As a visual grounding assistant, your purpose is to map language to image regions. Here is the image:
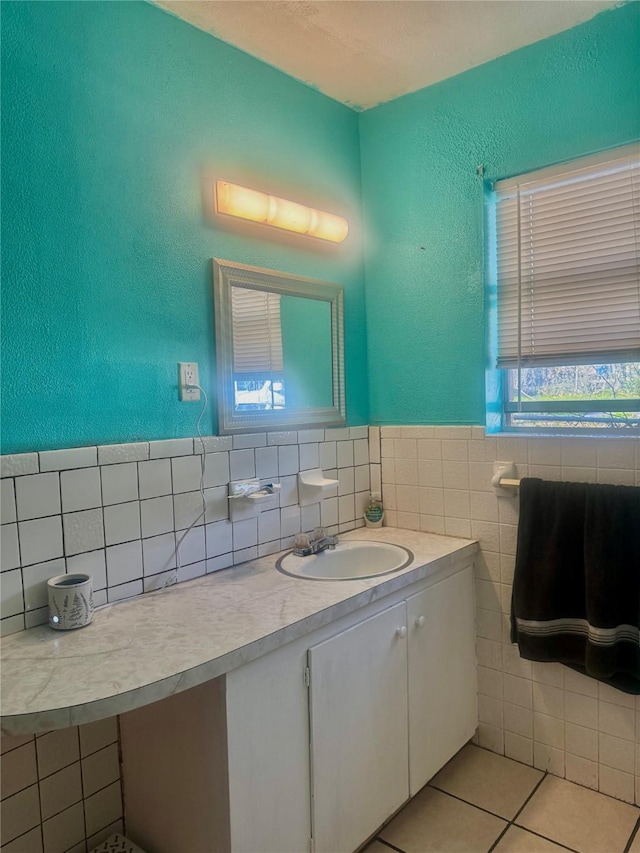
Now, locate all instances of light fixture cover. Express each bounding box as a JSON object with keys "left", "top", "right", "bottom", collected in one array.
[{"left": 215, "top": 180, "right": 348, "bottom": 243}]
